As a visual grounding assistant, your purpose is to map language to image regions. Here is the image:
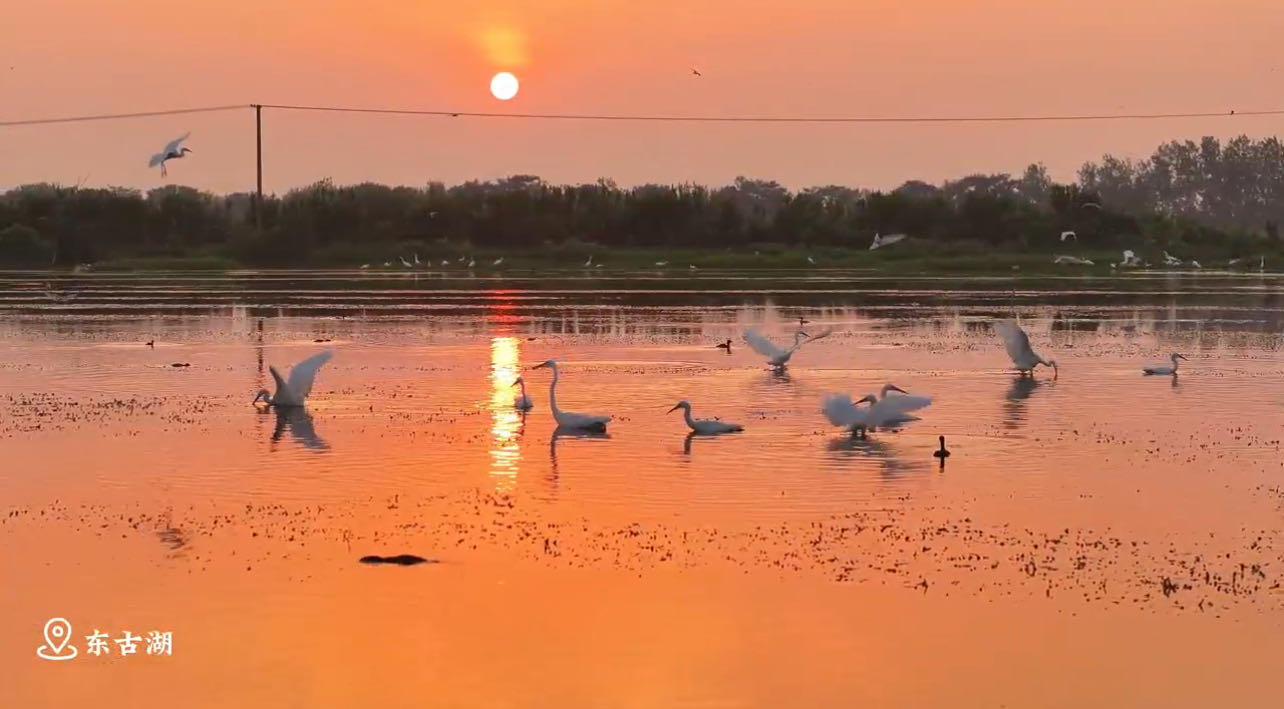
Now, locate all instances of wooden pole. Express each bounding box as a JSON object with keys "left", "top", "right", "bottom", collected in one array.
[{"left": 254, "top": 104, "right": 263, "bottom": 231}]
